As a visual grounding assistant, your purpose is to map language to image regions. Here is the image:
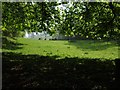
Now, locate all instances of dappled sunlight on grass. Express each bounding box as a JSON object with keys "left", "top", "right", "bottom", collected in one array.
[
  {"left": 3, "top": 52, "right": 119, "bottom": 89},
  {"left": 2, "top": 38, "right": 120, "bottom": 89},
  {"left": 2, "top": 38, "right": 119, "bottom": 59}
]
